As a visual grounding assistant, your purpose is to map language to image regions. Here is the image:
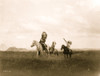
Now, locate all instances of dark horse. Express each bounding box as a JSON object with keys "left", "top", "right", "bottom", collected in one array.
[{"left": 61, "top": 45, "right": 72, "bottom": 58}]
